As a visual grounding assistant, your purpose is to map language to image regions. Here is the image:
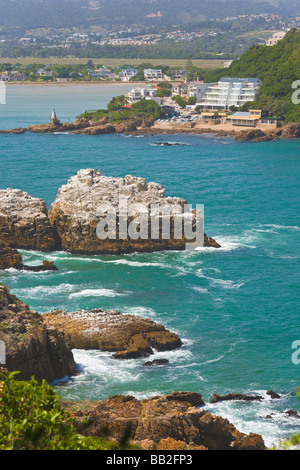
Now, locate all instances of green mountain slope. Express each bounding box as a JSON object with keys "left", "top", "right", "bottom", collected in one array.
[
  {"left": 0, "top": 0, "right": 284, "bottom": 29},
  {"left": 205, "top": 28, "right": 300, "bottom": 122}
]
